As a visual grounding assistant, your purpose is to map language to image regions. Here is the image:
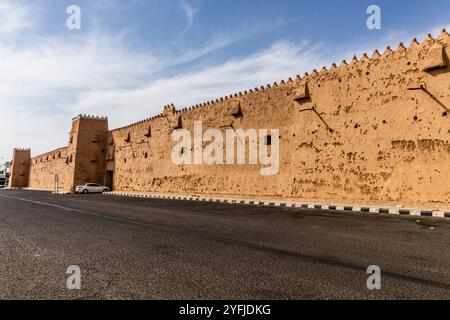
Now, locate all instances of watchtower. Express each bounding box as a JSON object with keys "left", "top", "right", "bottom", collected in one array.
[{"left": 9, "top": 149, "right": 31, "bottom": 188}]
